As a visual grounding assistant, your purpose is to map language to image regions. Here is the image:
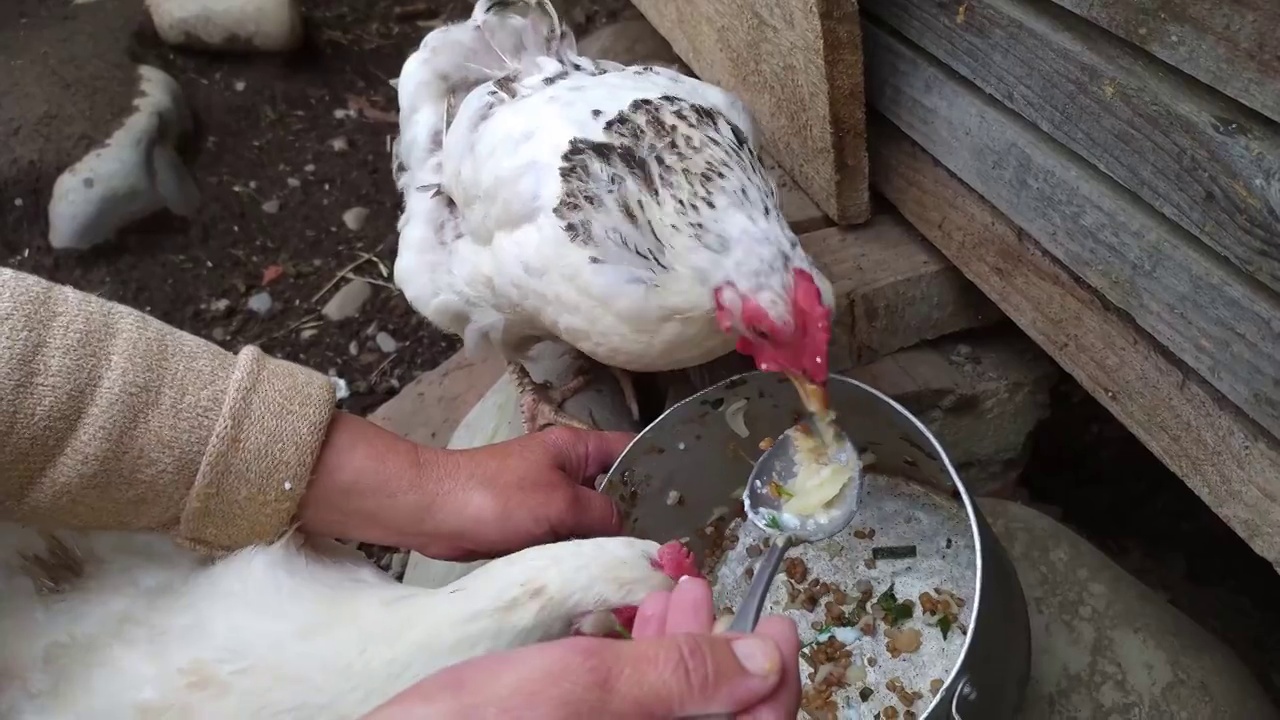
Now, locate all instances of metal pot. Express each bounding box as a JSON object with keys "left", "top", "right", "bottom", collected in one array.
[{"left": 600, "top": 371, "right": 1030, "bottom": 719}]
